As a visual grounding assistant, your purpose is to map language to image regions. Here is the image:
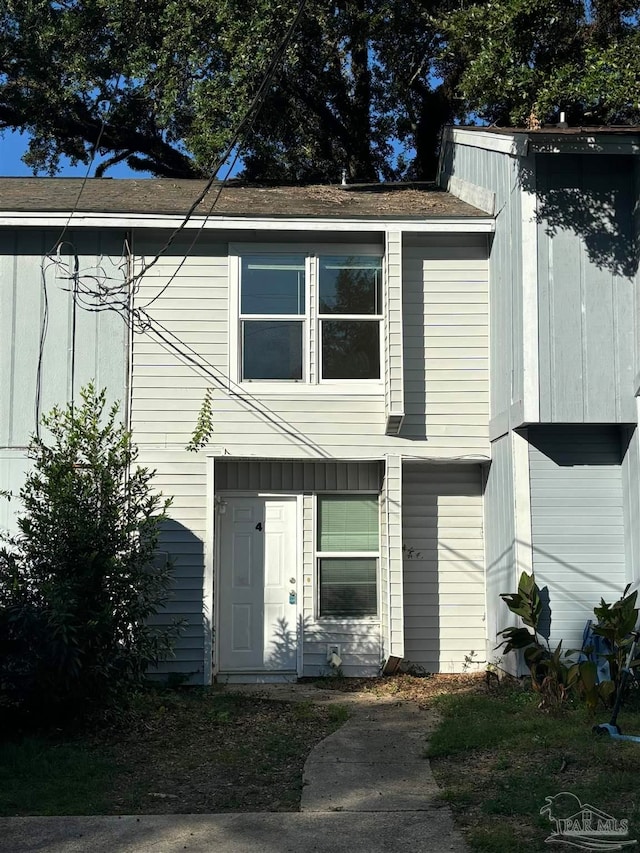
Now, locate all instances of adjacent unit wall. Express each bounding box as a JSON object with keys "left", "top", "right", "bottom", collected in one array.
[
  {"left": 439, "top": 138, "right": 524, "bottom": 429},
  {"left": 483, "top": 434, "right": 517, "bottom": 668},
  {"left": 528, "top": 425, "right": 627, "bottom": 651},
  {"left": 536, "top": 154, "right": 636, "bottom": 423},
  {"left": 0, "top": 228, "right": 129, "bottom": 532}
]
